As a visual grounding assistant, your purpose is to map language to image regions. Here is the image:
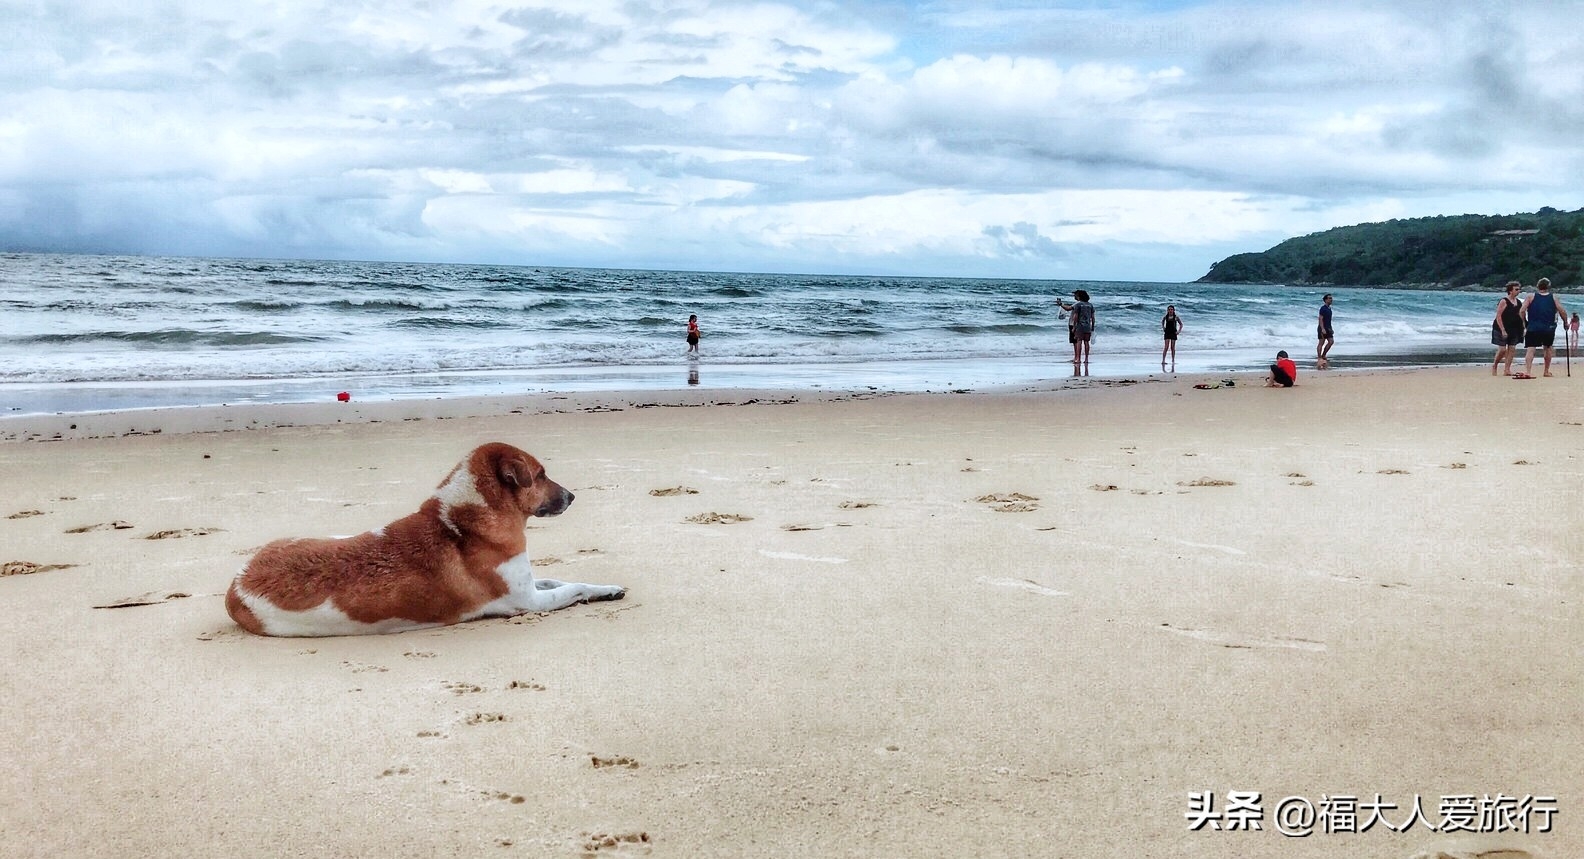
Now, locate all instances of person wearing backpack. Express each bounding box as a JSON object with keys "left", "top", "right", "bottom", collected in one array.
[{"left": 1055, "top": 289, "right": 1096, "bottom": 366}]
